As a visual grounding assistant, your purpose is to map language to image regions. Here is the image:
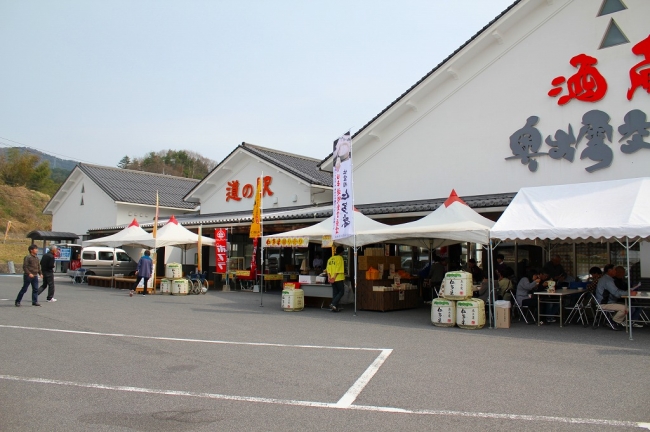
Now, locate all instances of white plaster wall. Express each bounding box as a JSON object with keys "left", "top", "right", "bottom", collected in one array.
[
  {"left": 352, "top": 0, "right": 650, "bottom": 204},
  {"left": 51, "top": 173, "right": 118, "bottom": 237},
  {"left": 200, "top": 158, "right": 311, "bottom": 214},
  {"left": 116, "top": 206, "right": 192, "bottom": 227}
]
